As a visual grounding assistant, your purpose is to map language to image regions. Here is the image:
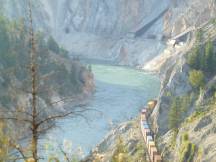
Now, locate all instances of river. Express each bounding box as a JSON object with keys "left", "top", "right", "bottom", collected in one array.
[{"left": 41, "top": 63, "right": 160, "bottom": 161}]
